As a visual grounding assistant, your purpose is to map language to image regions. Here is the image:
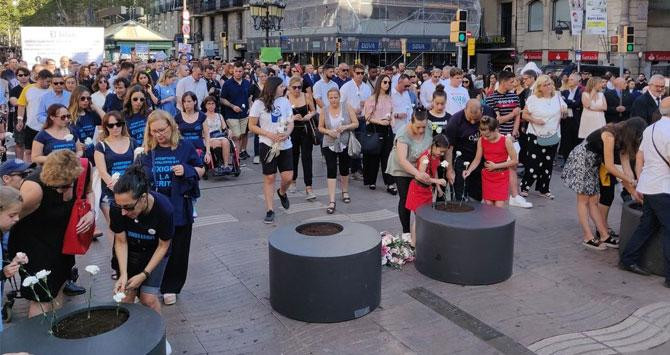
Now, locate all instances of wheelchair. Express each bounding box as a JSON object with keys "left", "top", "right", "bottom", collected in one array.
[{"left": 204, "top": 132, "right": 241, "bottom": 180}]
